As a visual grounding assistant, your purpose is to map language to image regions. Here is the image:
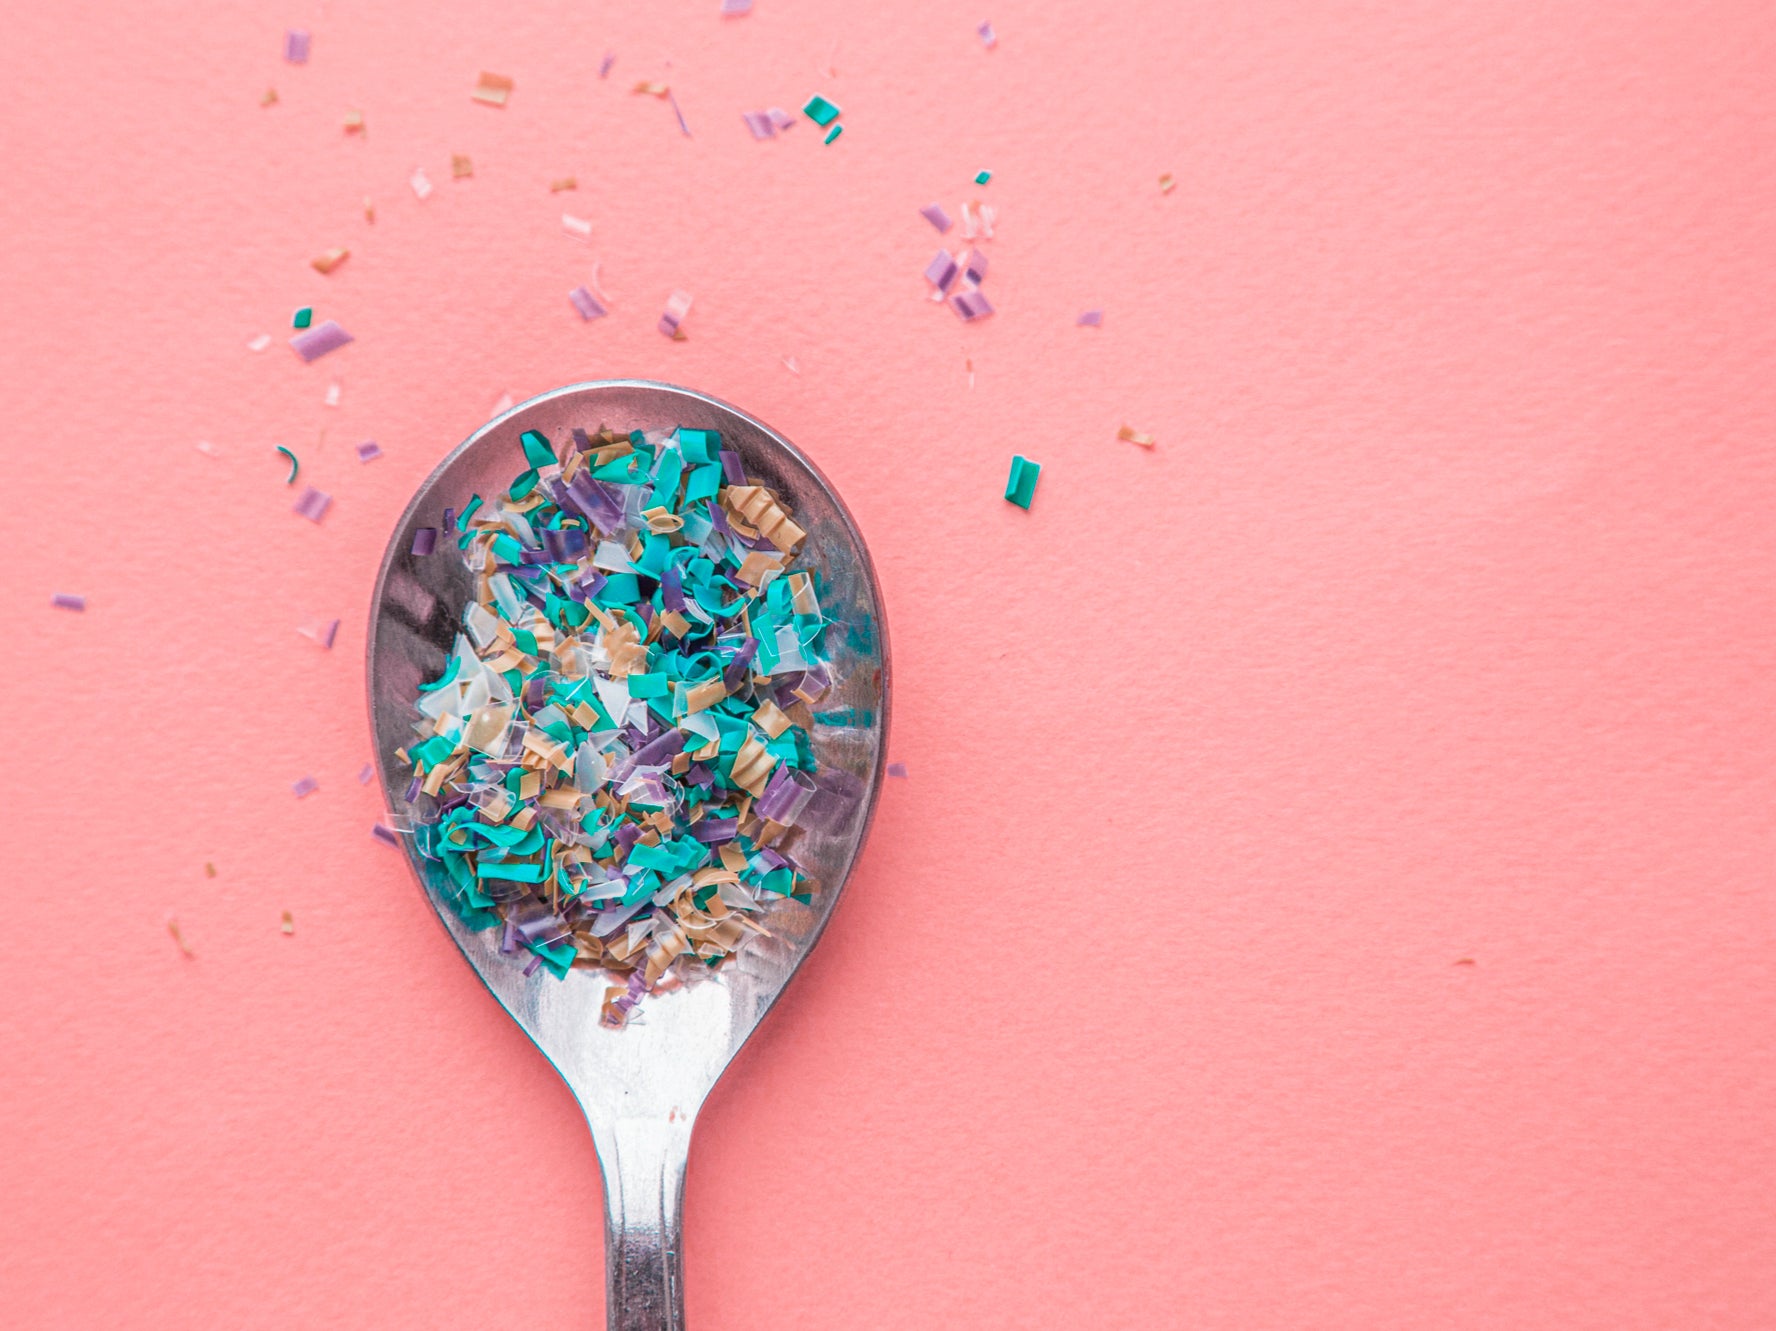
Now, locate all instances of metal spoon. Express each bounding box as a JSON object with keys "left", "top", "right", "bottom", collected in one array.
[{"left": 366, "top": 381, "right": 890, "bottom": 1330}]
